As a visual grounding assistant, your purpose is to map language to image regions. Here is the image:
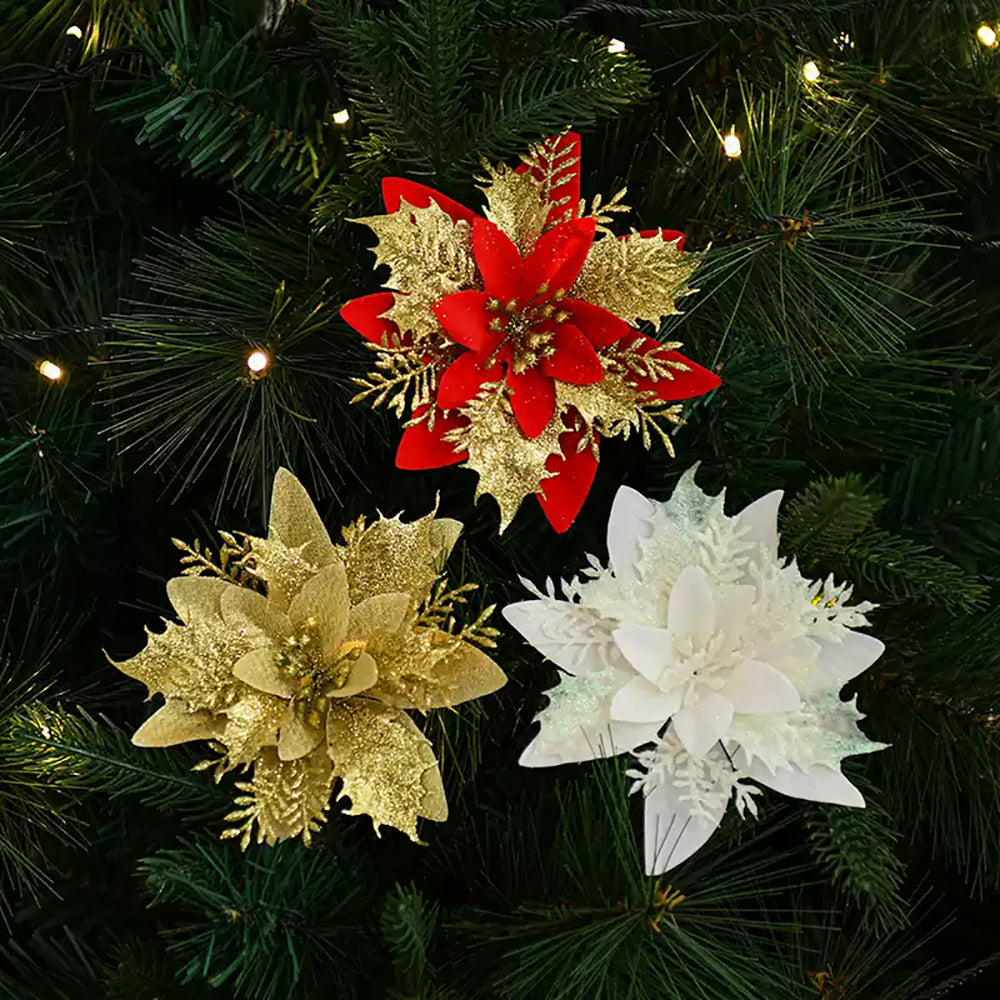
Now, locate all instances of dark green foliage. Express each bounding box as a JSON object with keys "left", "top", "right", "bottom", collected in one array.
[
  {"left": 3, "top": 0, "right": 1000, "bottom": 997},
  {"left": 139, "top": 837, "right": 373, "bottom": 998},
  {"left": 806, "top": 772, "right": 907, "bottom": 932}
]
